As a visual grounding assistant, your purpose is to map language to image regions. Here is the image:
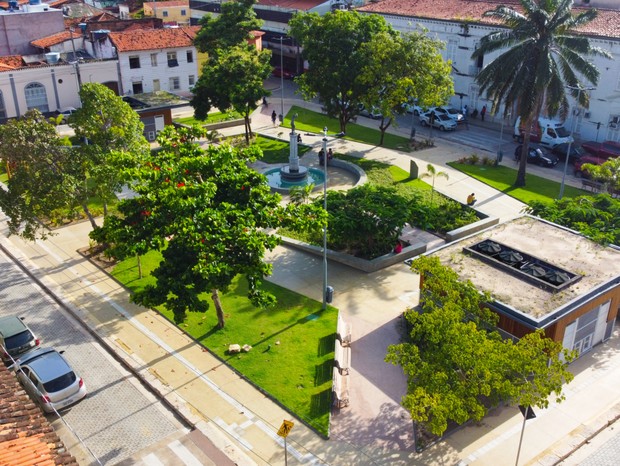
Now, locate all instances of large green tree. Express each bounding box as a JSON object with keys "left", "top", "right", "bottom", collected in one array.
[
  {"left": 71, "top": 83, "right": 149, "bottom": 220},
  {"left": 0, "top": 111, "right": 76, "bottom": 239},
  {"left": 386, "top": 256, "right": 575, "bottom": 437},
  {"left": 472, "top": 0, "right": 609, "bottom": 187},
  {"left": 289, "top": 10, "right": 394, "bottom": 133},
  {"left": 91, "top": 126, "right": 325, "bottom": 327},
  {"left": 358, "top": 30, "right": 453, "bottom": 145},
  {"left": 191, "top": 45, "right": 272, "bottom": 144},
  {"left": 583, "top": 157, "right": 620, "bottom": 193}
]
